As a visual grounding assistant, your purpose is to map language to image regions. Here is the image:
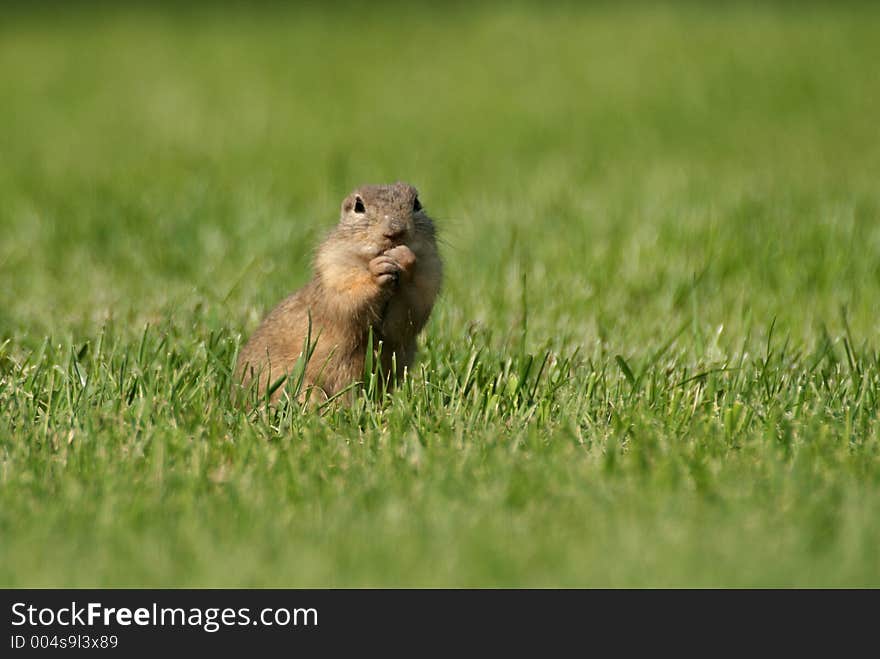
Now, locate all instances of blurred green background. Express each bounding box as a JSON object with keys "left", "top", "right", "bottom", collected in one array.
[{"left": 0, "top": 2, "right": 878, "bottom": 586}]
